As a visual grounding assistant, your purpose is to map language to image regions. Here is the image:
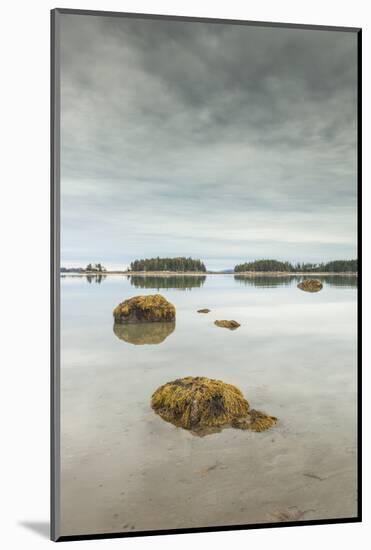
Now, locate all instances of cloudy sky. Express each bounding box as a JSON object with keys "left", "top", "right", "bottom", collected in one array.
[{"left": 60, "top": 13, "right": 358, "bottom": 270}]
